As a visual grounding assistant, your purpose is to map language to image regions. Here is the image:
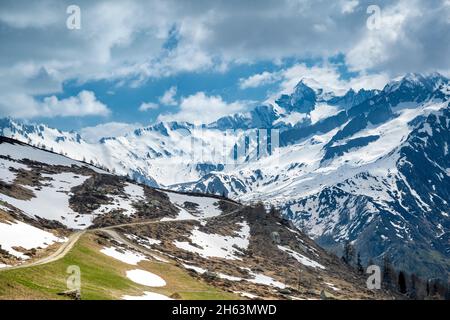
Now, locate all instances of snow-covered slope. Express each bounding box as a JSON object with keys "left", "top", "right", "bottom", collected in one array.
[{"left": 0, "top": 137, "right": 232, "bottom": 267}]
